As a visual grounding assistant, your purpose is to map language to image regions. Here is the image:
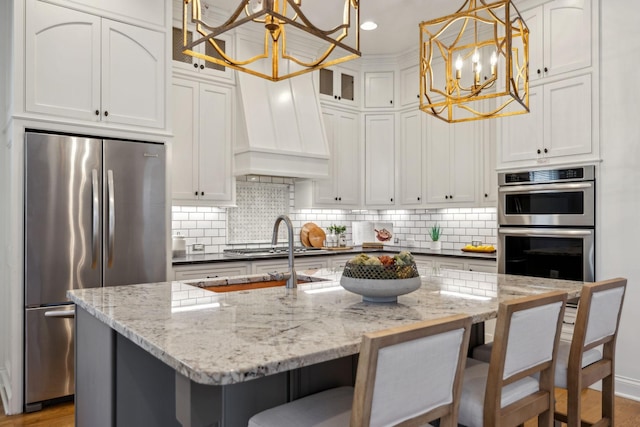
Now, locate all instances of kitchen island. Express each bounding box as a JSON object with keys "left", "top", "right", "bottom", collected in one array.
[{"left": 68, "top": 268, "right": 583, "bottom": 427}]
